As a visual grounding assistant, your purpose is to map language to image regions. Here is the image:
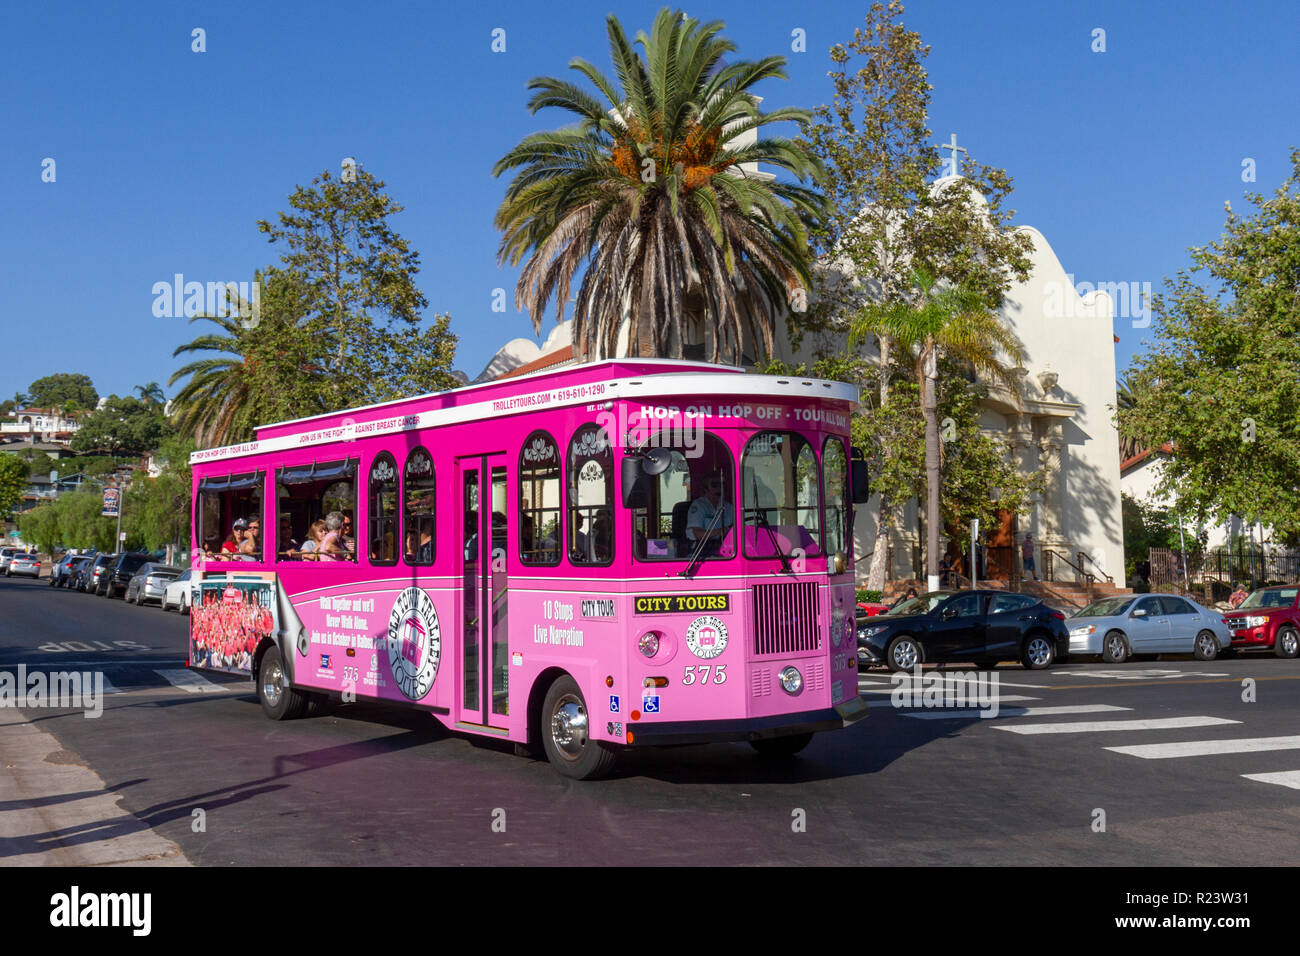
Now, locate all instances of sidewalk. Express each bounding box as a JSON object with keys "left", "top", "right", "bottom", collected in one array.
[{"left": 0, "top": 706, "right": 189, "bottom": 866}]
